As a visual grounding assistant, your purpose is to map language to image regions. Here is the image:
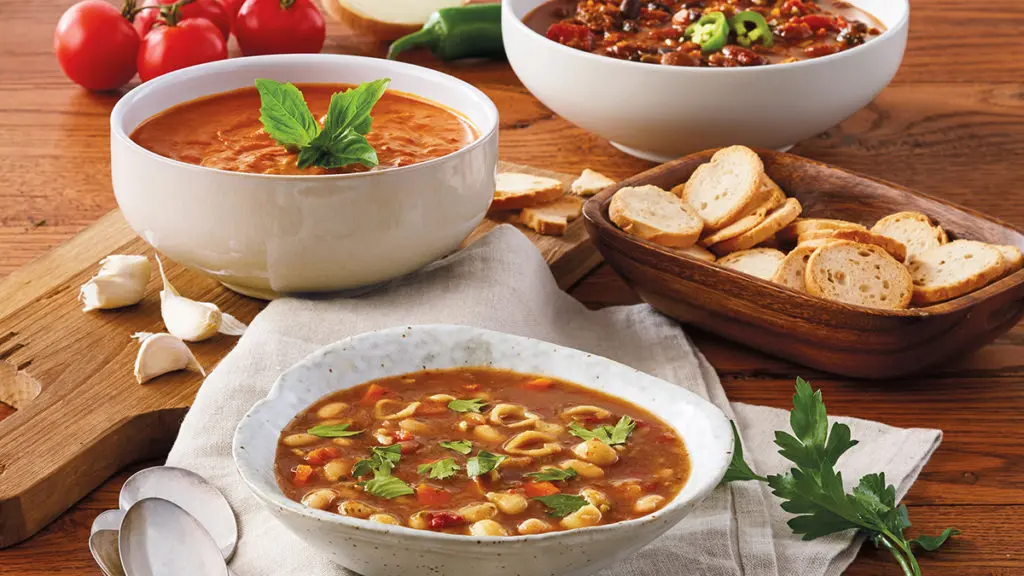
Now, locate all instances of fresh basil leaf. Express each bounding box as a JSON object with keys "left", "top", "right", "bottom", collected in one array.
[
  {"left": 417, "top": 458, "right": 461, "bottom": 480},
  {"left": 911, "top": 527, "right": 960, "bottom": 551},
  {"left": 719, "top": 421, "right": 767, "bottom": 485},
  {"left": 466, "top": 450, "right": 505, "bottom": 477},
  {"left": 321, "top": 78, "right": 390, "bottom": 138},
  {"left": 567, "top": 417, "right": 632, "bottom": 446},
  {"left": 353, "top": 444, "right": 403, "bottom": 478},
  {"left": 362, "top": 475, "right": 414, "bottom": 499},
  {"left": 307, "top": 423, "right": 363, "bottom": 438},
  {"left": 533, "top": 494, "right": 588, "bottom": 518},
  {"left": 439, "top": 440, "right": 473, "bottom": 455},
  {"left": 448, "top": 398, "right": 488, "bottom": 413},
  {"left": 254, "top": 79, "right": 319, "bottom": 150},
  {"left": 524, "top": 467, "right": 577, "bottom": 482}
]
